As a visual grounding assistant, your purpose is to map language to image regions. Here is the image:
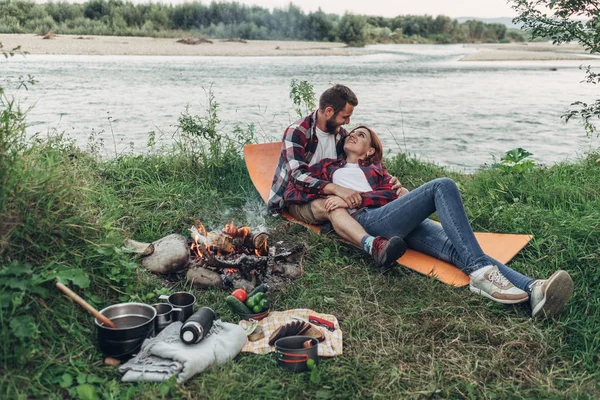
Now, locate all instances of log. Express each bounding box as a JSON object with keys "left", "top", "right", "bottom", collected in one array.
[
  {"left": 207, "top": 231, "right": 234, "bottom": 253},
  {"left": 141, "top": 234, "right": 190, "bottom": 274}
]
